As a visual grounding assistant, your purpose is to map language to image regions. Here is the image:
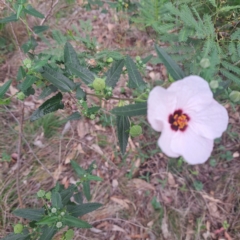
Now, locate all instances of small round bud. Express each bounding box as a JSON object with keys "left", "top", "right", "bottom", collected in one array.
[
  {"left": 14, "top": 223, "right": 23, "bottom": 234},
  {"left": 93, "top": 164, "right": 97, "bottom": 169},
  {"left": 45, "top": 191, "right": 51, "bottom": 200},
  {"left": 90, "top": 114, "right": 95, "bottom": 120},
  {"left": 51, "top": 208, "right": 57, "bottom": 213},
  {"left": 23, "top": 58, "right": 32, "bottom": 69},
  {"left": 200, "top": 58, "right": 210, "bottom": 68},
  {"left": 83, "top": 174, "right": 87, "bottom": 178},
  {"left": 60, "top": 212, "right": 65, "bottom": 216},
  {"left": 130, "top": 125, "right": 142, "bottom": 137},
  {"left": 92, "top": 78, "right": 106, "bottom": 91},
  {"left": 229, "top": 91, "right": 240, "bottom": 102},
  {"left": 79, "top": 99, "right": 84, "bottom": 104},
  {"left": 17, "top": 92, "right": 26, "bottom": 100},
  {"left": 135, "top": 56, "right": 141, "bottom": 61},
  {"left": 37, "top": 190, "right": 45, "bottom": 198},
  {"left": 106, "top": 57, "right": 113, "bottom": 63},
  {"left": 209, "top": 80, "right": 219, "bottom": 89},
  {"left": 56, "top": 222, "right": 63, "bottom": 228}
]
